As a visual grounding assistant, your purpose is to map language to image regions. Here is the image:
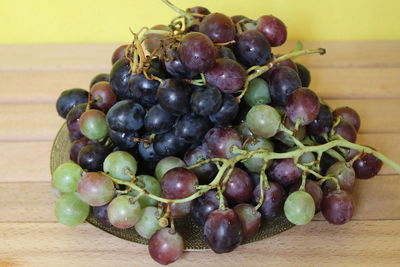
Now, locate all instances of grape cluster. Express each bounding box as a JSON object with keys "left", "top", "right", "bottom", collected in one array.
[{"left": 52, "top": 0, "right": 396, "bottom": 265}]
